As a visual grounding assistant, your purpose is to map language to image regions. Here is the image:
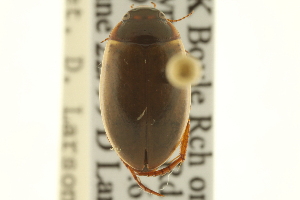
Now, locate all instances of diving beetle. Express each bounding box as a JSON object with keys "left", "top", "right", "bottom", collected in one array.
[{"left": 99, "top": 2, "right": 196, "bottom": 197}]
